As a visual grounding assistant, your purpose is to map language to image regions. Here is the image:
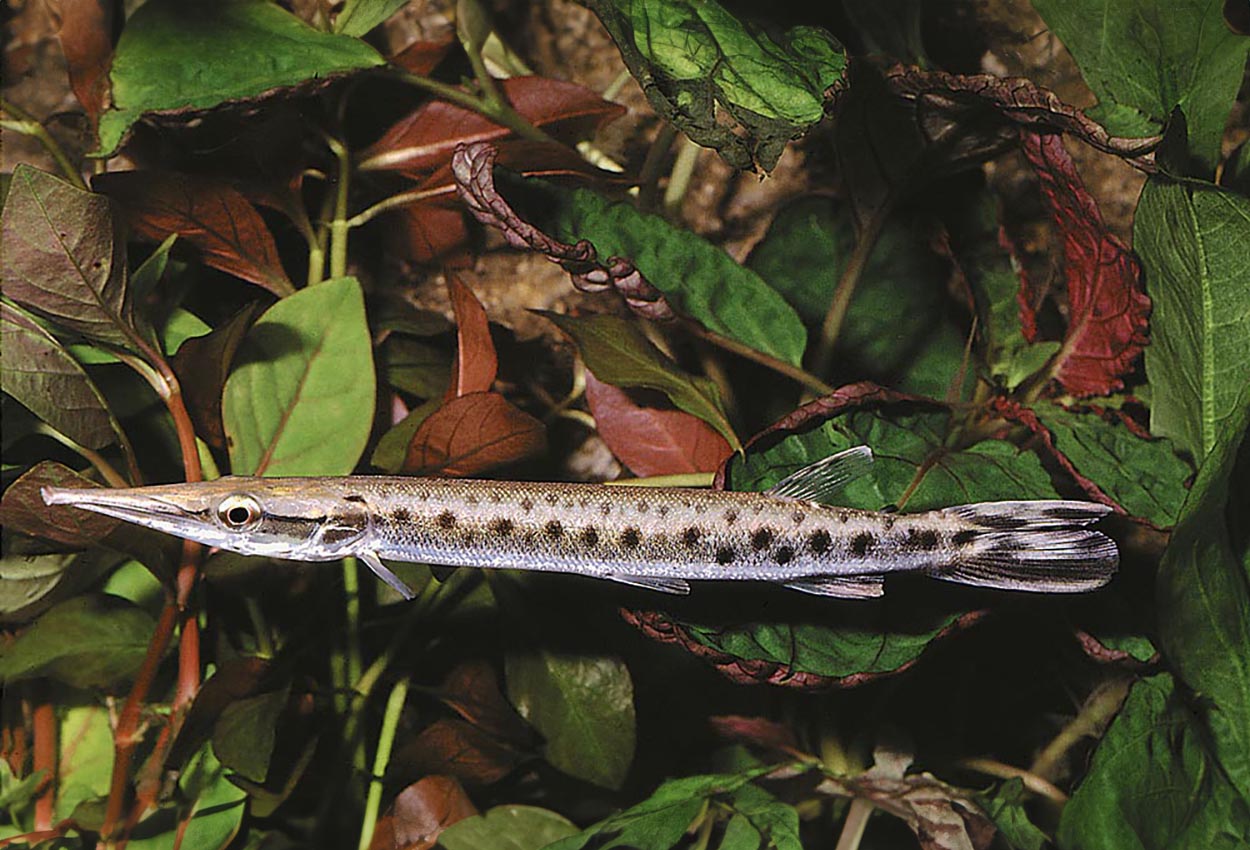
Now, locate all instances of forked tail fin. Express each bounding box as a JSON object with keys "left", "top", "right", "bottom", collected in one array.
[{"left": 939, "top": 501, "right": 1118, "bottom": 592}]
